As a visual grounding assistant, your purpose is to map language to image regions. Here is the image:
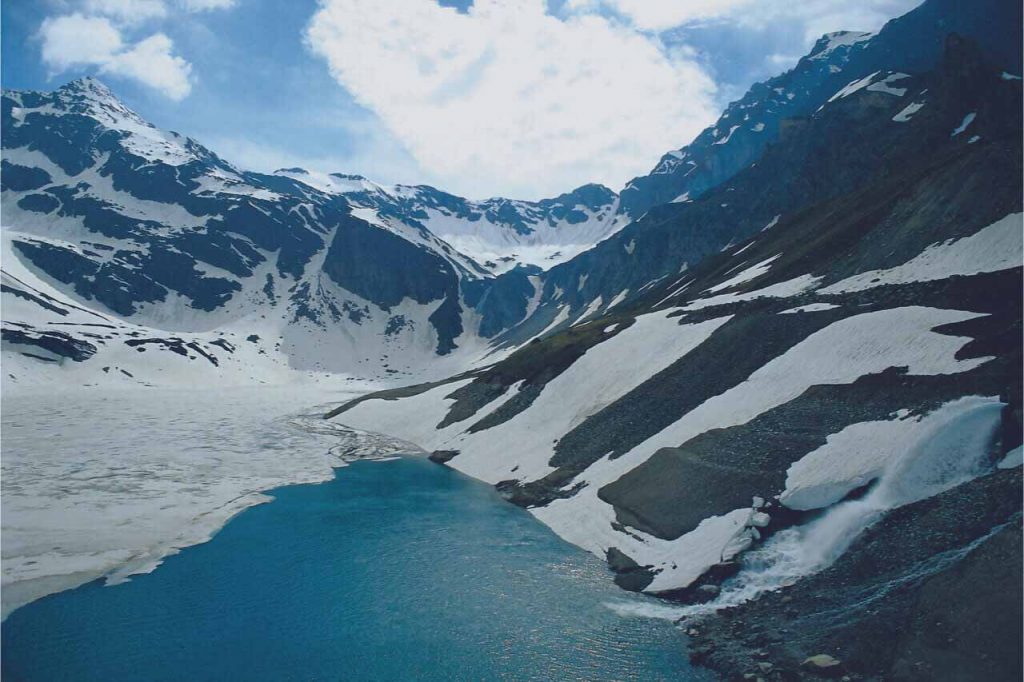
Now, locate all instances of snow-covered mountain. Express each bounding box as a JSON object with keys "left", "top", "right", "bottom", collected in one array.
[
  {"left": 1, "top": 77, "right": 630, "bottom": 386},
  {"left": 472, "top": 0, "right": 1024, "bottom": 349},
  {"left": 323, "top": 8, "right": 1023, "bottom": 679},
  {"left": 274, "top": 168, "right": 622, "bottom": 273},
  {"left": 615, "top": 0, "right": 1023, "bottom": 221}
]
